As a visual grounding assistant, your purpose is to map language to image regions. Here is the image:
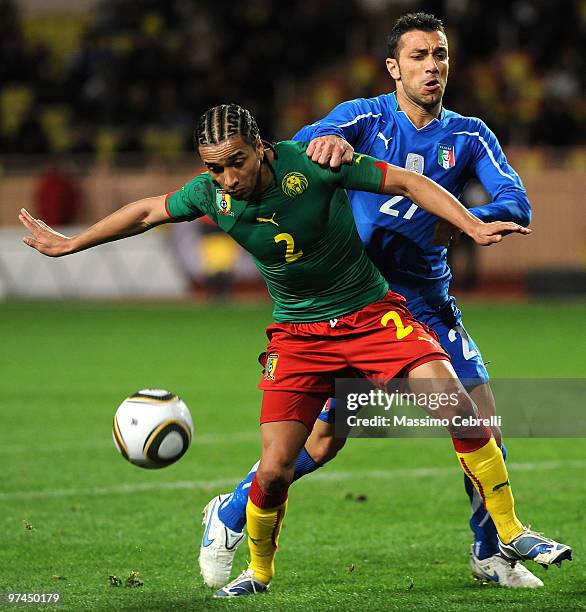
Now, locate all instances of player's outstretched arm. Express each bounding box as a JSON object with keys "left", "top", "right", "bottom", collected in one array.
[
  {"left": 19, "top": 195, "right": 171, "bottom": 257},
  {"left": 382, "top": 164, "right": 531, "bottom": 246}
]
